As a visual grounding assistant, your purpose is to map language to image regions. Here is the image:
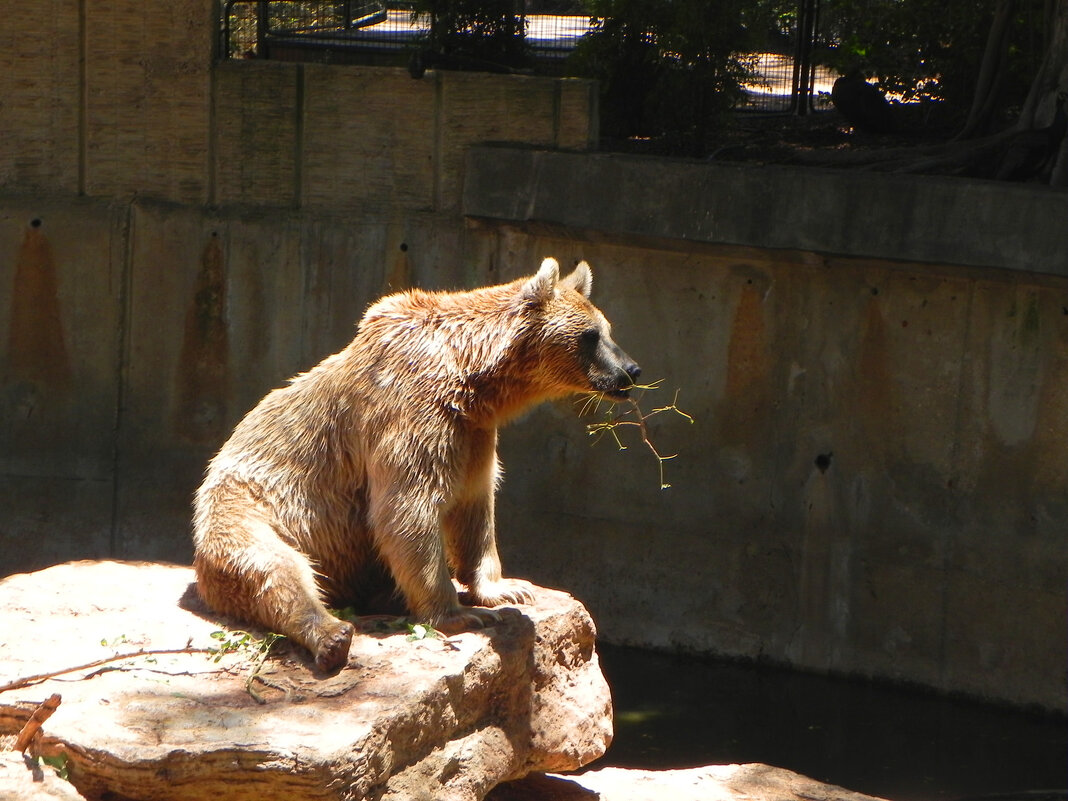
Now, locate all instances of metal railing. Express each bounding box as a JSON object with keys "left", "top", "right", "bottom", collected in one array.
[
  {"left": 219, "top": 1, "right": 830, "bottom": 113},
  {"left": 221, "top": 1, "right": 393, "bottom": 60}
]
